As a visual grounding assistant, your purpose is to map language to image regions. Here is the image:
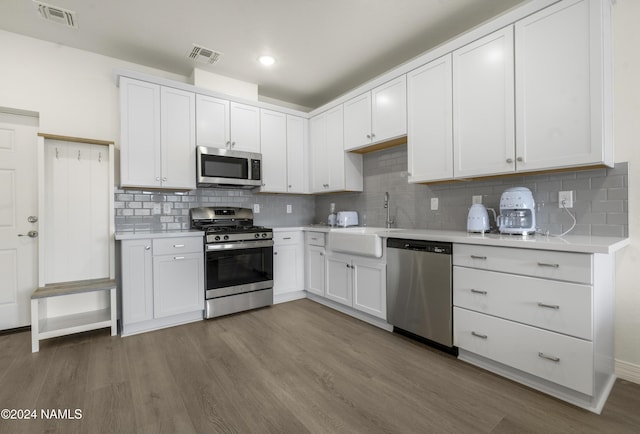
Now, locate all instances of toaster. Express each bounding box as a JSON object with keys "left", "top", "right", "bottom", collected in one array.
[{"left": 336, "top": 211, "right": 359, "bottom": 227}]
